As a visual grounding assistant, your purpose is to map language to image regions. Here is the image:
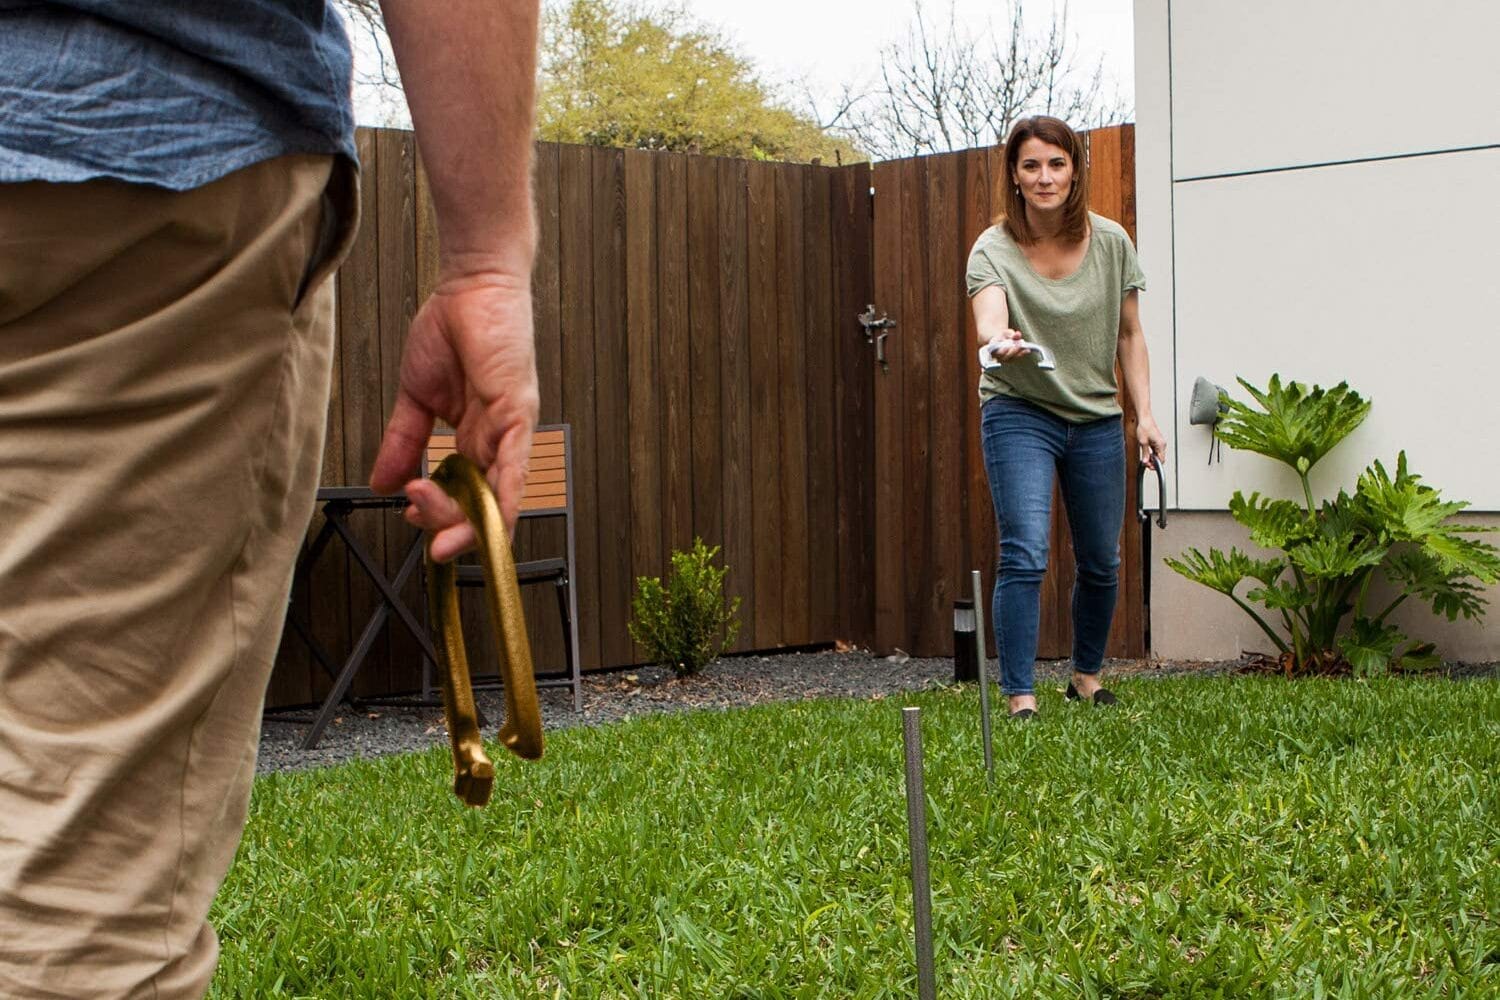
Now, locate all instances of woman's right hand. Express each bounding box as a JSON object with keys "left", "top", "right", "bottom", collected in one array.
[{"left": 984, "top": 328, "right": 1030, "bottom": 363}]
